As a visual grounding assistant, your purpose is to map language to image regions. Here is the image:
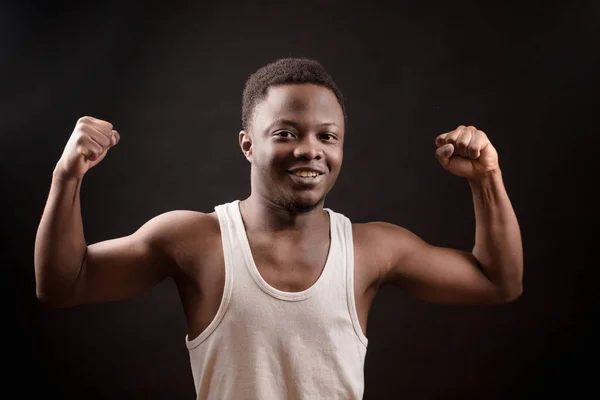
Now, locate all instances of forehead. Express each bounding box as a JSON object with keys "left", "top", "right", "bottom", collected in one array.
[{"left": 252, "top": 83, "right": 344, "bottom": 129}]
